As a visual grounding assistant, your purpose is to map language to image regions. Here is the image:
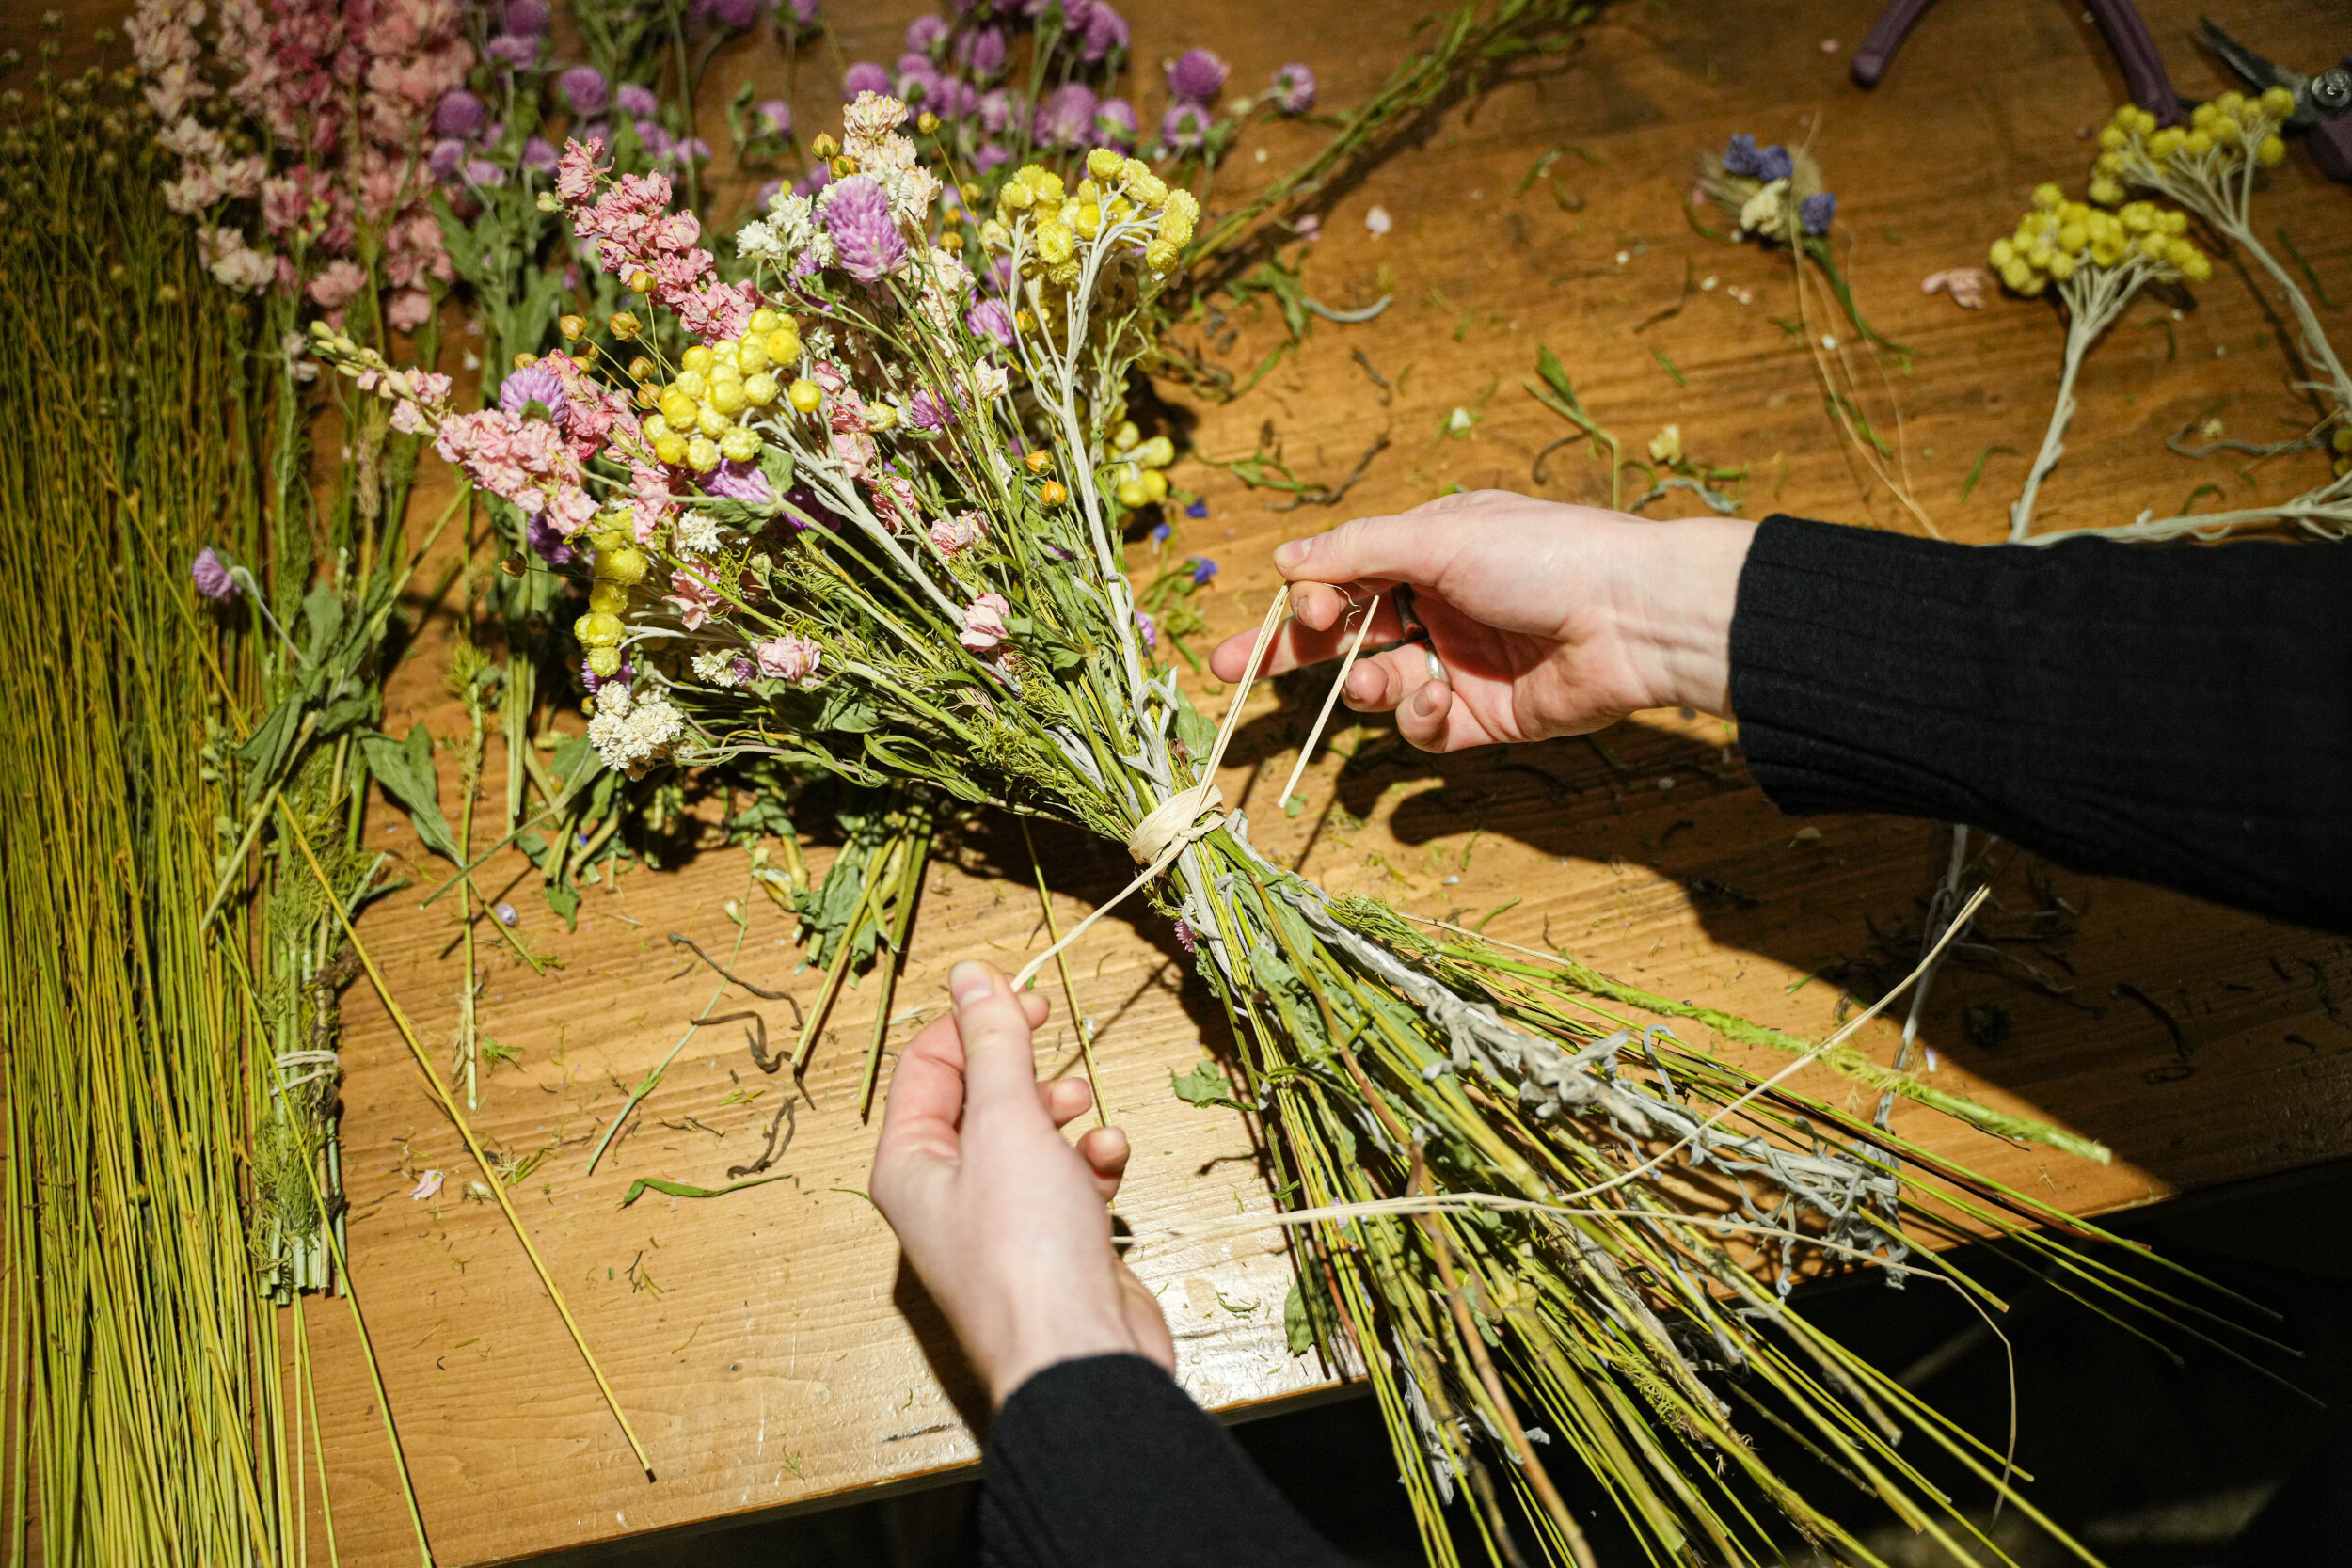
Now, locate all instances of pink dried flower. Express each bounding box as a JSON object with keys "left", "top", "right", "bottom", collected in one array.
[
  {"left": 1921, "top": 267, "right": 1992, "bottom": 309},
  {"left": 756, "top": 635, "right": 823, "bottom": 682},
  {"left": 929, "top": 510, "right": 985, "bottom": 555},
  {"left": 960, "top": 592, "right": 1012, "bottom": 653}
]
